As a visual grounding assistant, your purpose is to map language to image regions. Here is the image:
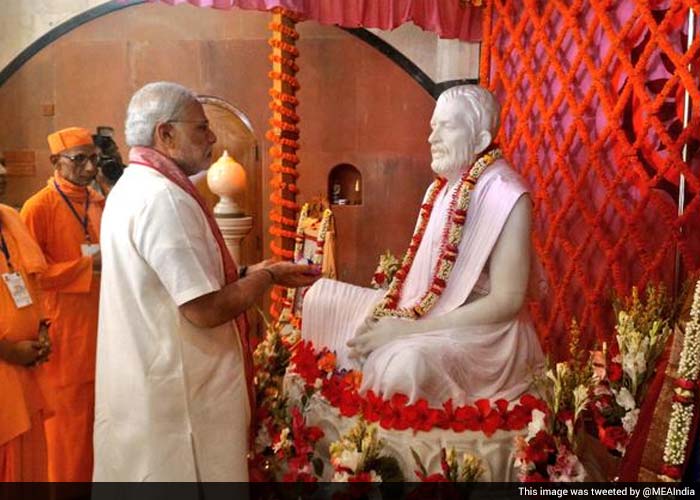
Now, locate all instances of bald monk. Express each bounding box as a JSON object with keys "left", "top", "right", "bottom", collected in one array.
[
  {"left": 21, "top": 127, "right": 103, "bottom": 482},
  {"left": 0, "top": 203, "right": 51, "bottom": 481}
]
